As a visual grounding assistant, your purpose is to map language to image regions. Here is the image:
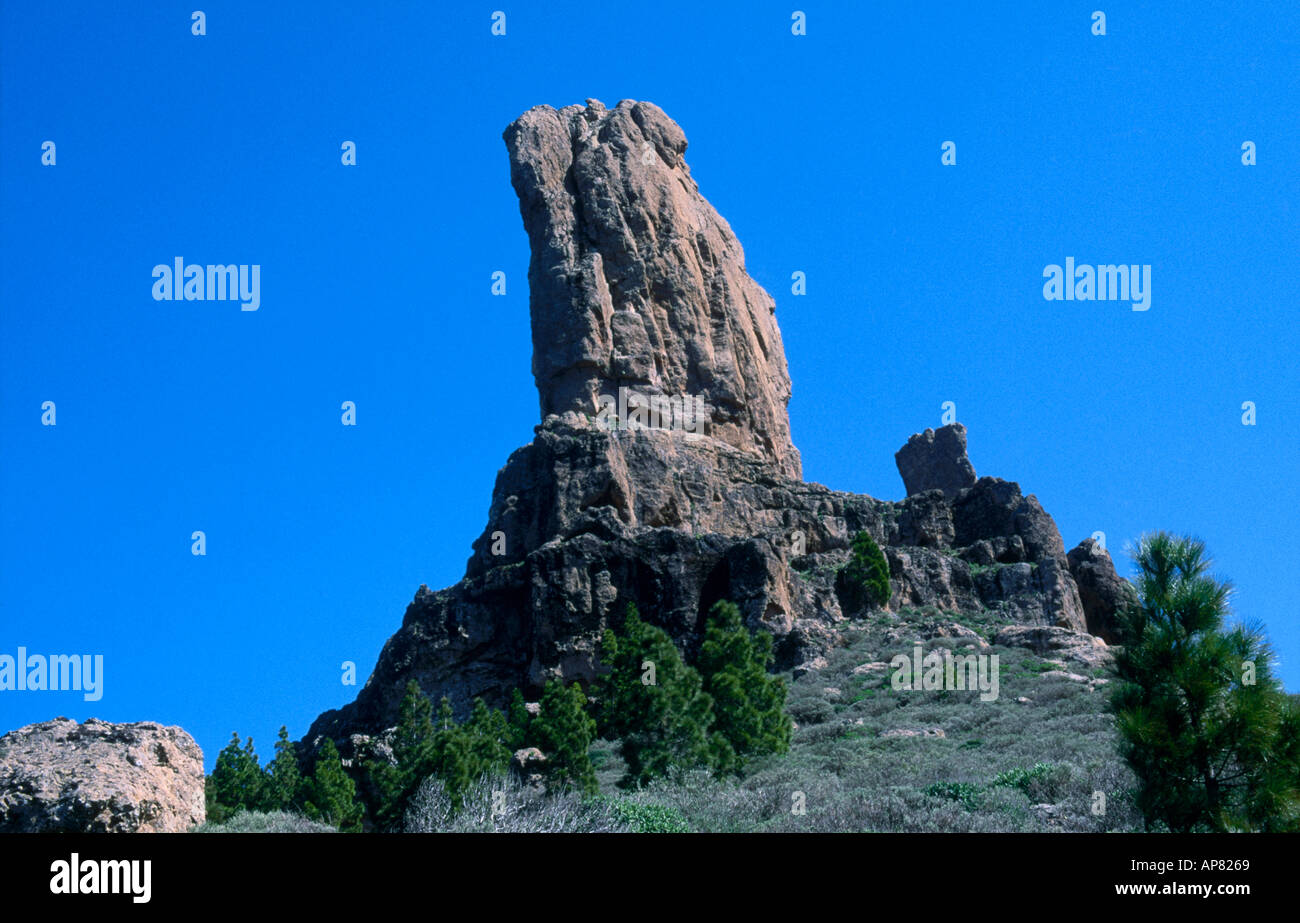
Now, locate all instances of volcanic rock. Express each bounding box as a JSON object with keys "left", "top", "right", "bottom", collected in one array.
[
  {"left": 304, "top": 100, "right": 1119, "bottom": 754},
  {"left": 895, "top": 424, "right": 977, "bottom": 497},
  {"left": 503, "top": 99, "right": 801, "bottom": 480},
  {"left": 0, "top": 717, "right": 205, "bottom": 833},
  {"left": 993, "top": 625, "right": 1114, "bottom": 670},
  {"left": 1066, "top": 538, "right": 1136, "bottom": 644}
]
